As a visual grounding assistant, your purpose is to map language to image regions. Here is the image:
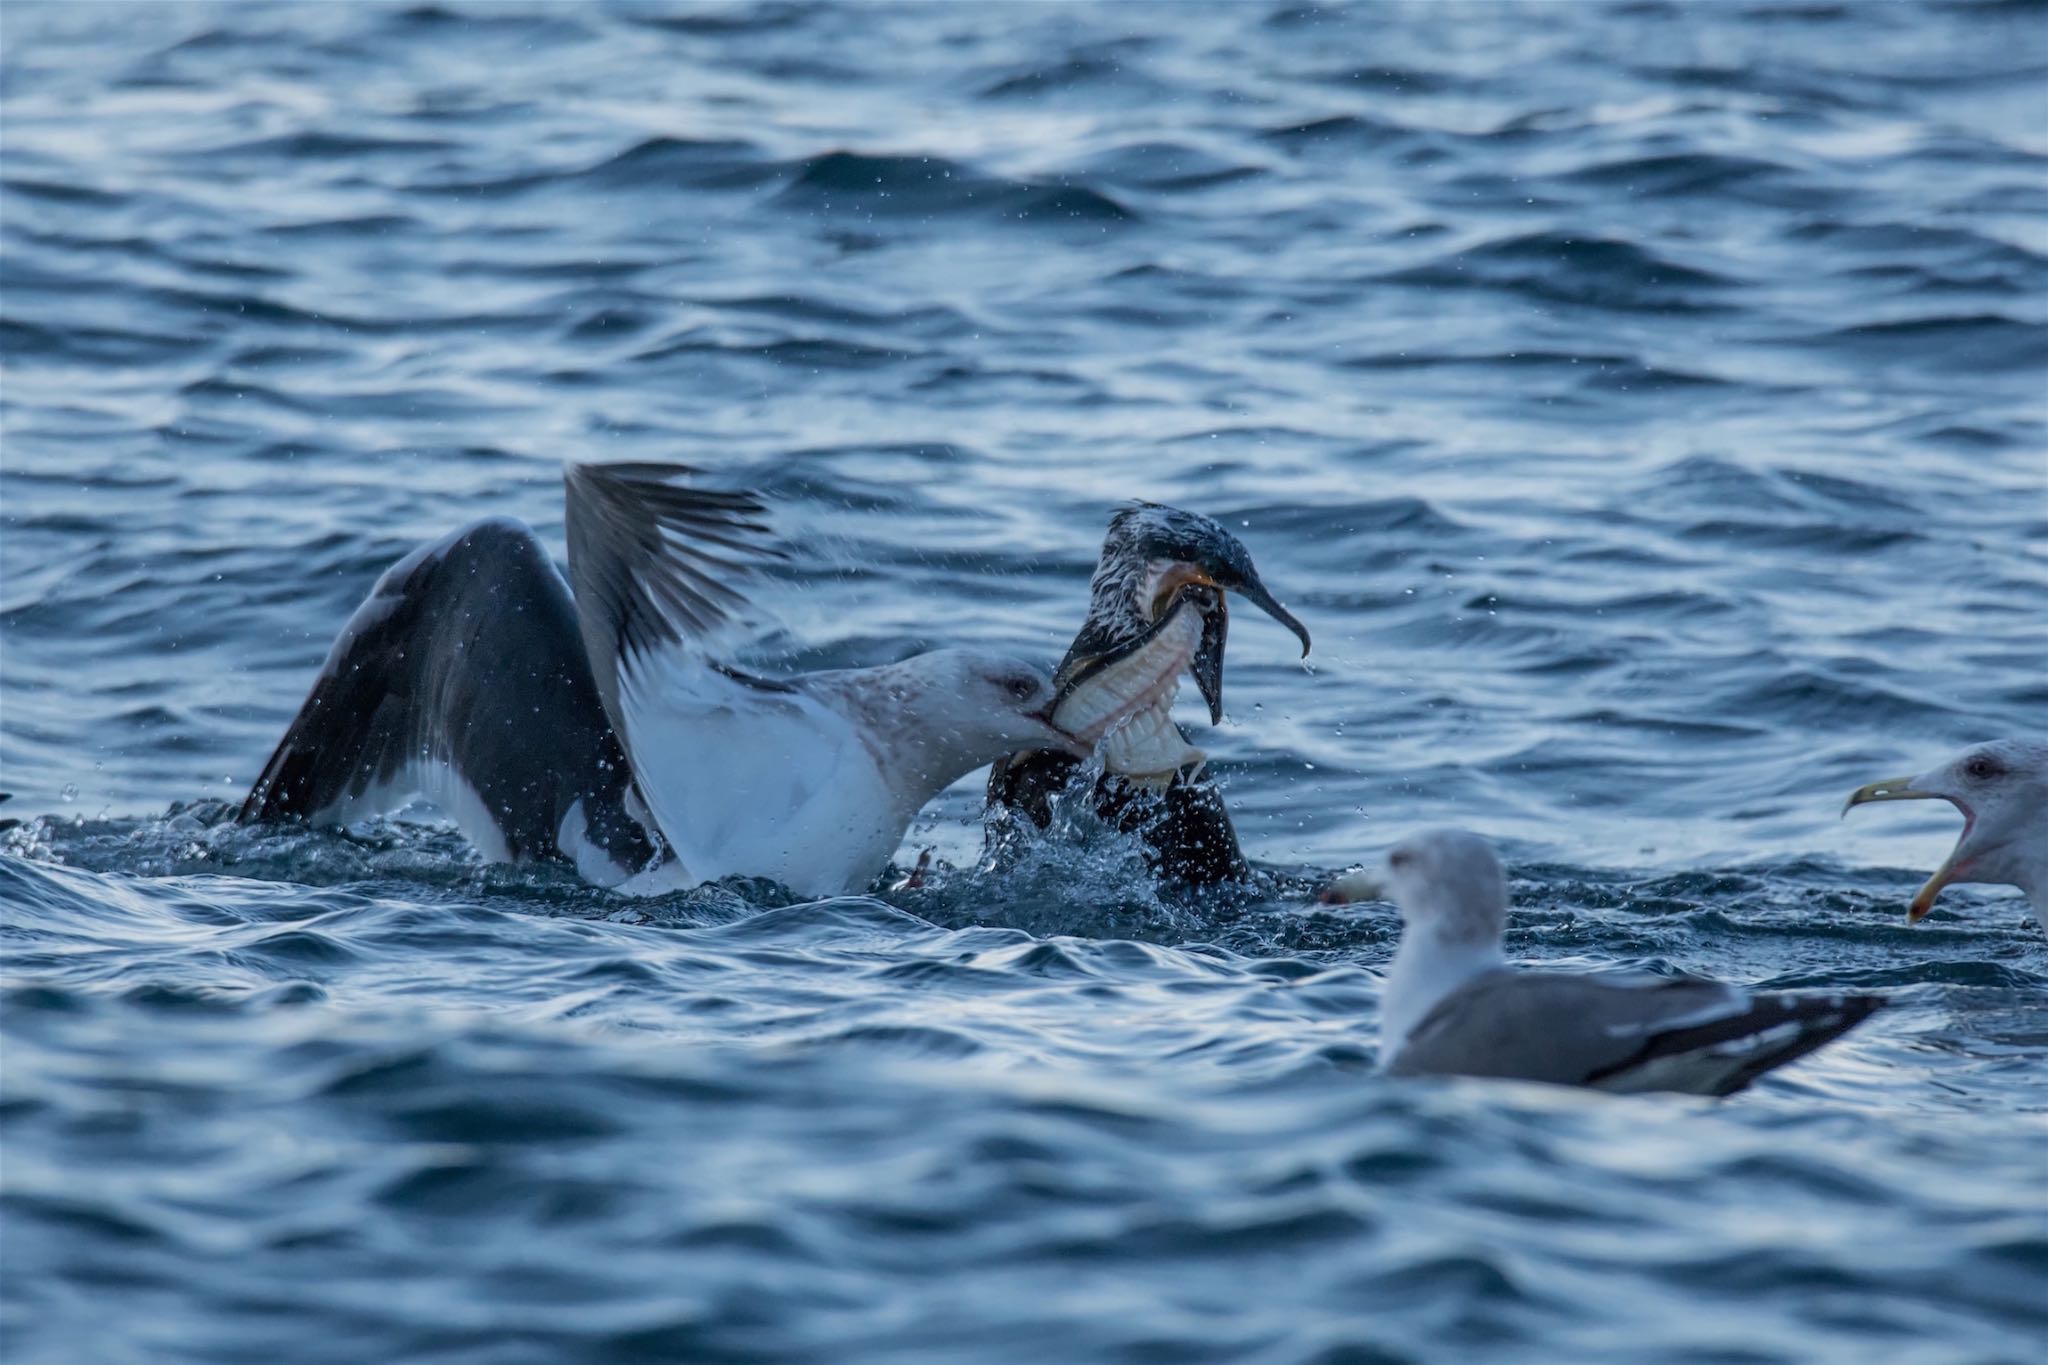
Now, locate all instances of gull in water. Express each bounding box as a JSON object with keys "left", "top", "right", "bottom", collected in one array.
[
  {"left": 1326, "top": 829, "right": 1884, "bottom": 1096},
  {"left": 1843, "top": 738, "right": 2047, "bottom": 925},
  {"left": 240, "top": 463, "right": 1119, "bottom": 897},
  {"left": 984, "top": 502, "right": 1310, "bottom": 886}
]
